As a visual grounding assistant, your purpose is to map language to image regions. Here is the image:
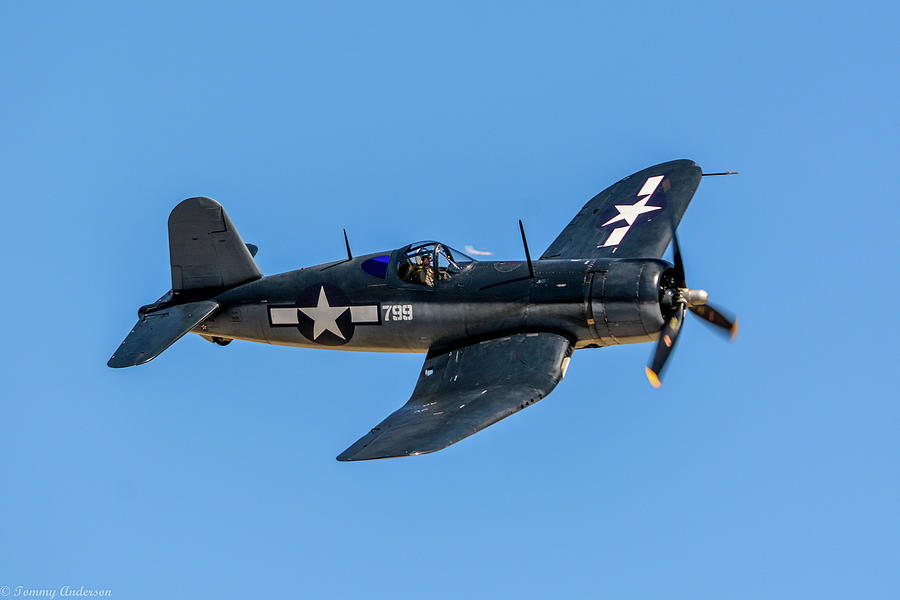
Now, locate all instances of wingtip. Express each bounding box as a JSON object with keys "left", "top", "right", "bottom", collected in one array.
[
  {"left": 336, "top": 449, "right": 420, "bottom": 462},
  {"left": 730, "top": 319, "right": 739, "bottom": 342},
  {"left": 645, "top": 367, "right": 661, "bottom": 388}
]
